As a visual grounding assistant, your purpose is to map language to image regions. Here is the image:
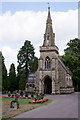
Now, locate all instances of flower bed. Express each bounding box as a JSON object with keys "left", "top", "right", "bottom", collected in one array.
[
  {"left": 4, "top": 96, "right": 35, "bottom": 99},
  {"left": 19, "top": 96, "right": 35, "bottom": 99},
  {"left": 29, "top": 98, "right": 48, "bottom": 103},
  {"left": 4, "top": 96, "right": 16, "bottom": 98}
]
